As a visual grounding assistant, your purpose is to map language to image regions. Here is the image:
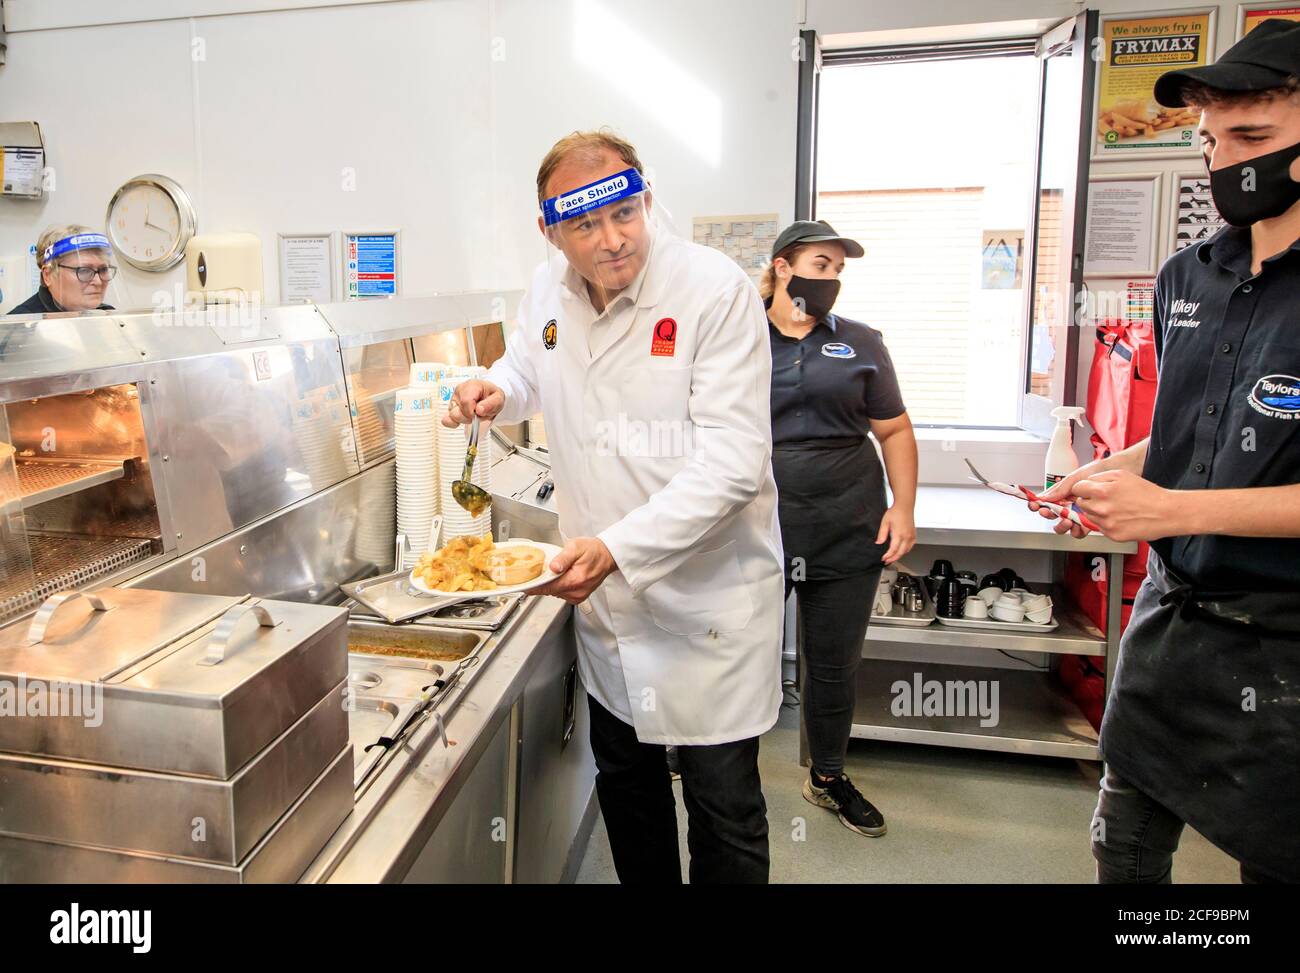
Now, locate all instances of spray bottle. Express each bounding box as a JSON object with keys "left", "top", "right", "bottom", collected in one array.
[{"left": 1045, "top": 406, "right": 1086, "bottom": 491}]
